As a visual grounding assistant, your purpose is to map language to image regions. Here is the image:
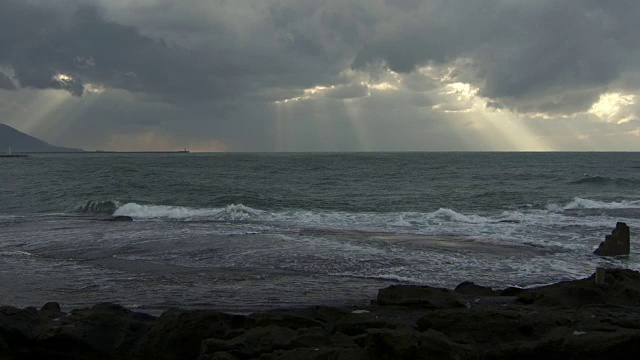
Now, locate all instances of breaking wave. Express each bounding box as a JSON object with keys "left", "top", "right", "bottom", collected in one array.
[
  {"left": 102, "top": 198, "right": 638, "bottom": 241},
  {"left": 77, "top": 200, "right": 122, "bottom": 214},
  {"left": 110, "top": 202, "right": 501, "bottom": 233},
  {"left": 113, "top": 203, "right": 264, "bottom": 221},
  {"left": 426, "top": 208, "right": 491, "bottom": 223},
  {"left": 561, "top": 197, "right": 640, "bottom": 210}
]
